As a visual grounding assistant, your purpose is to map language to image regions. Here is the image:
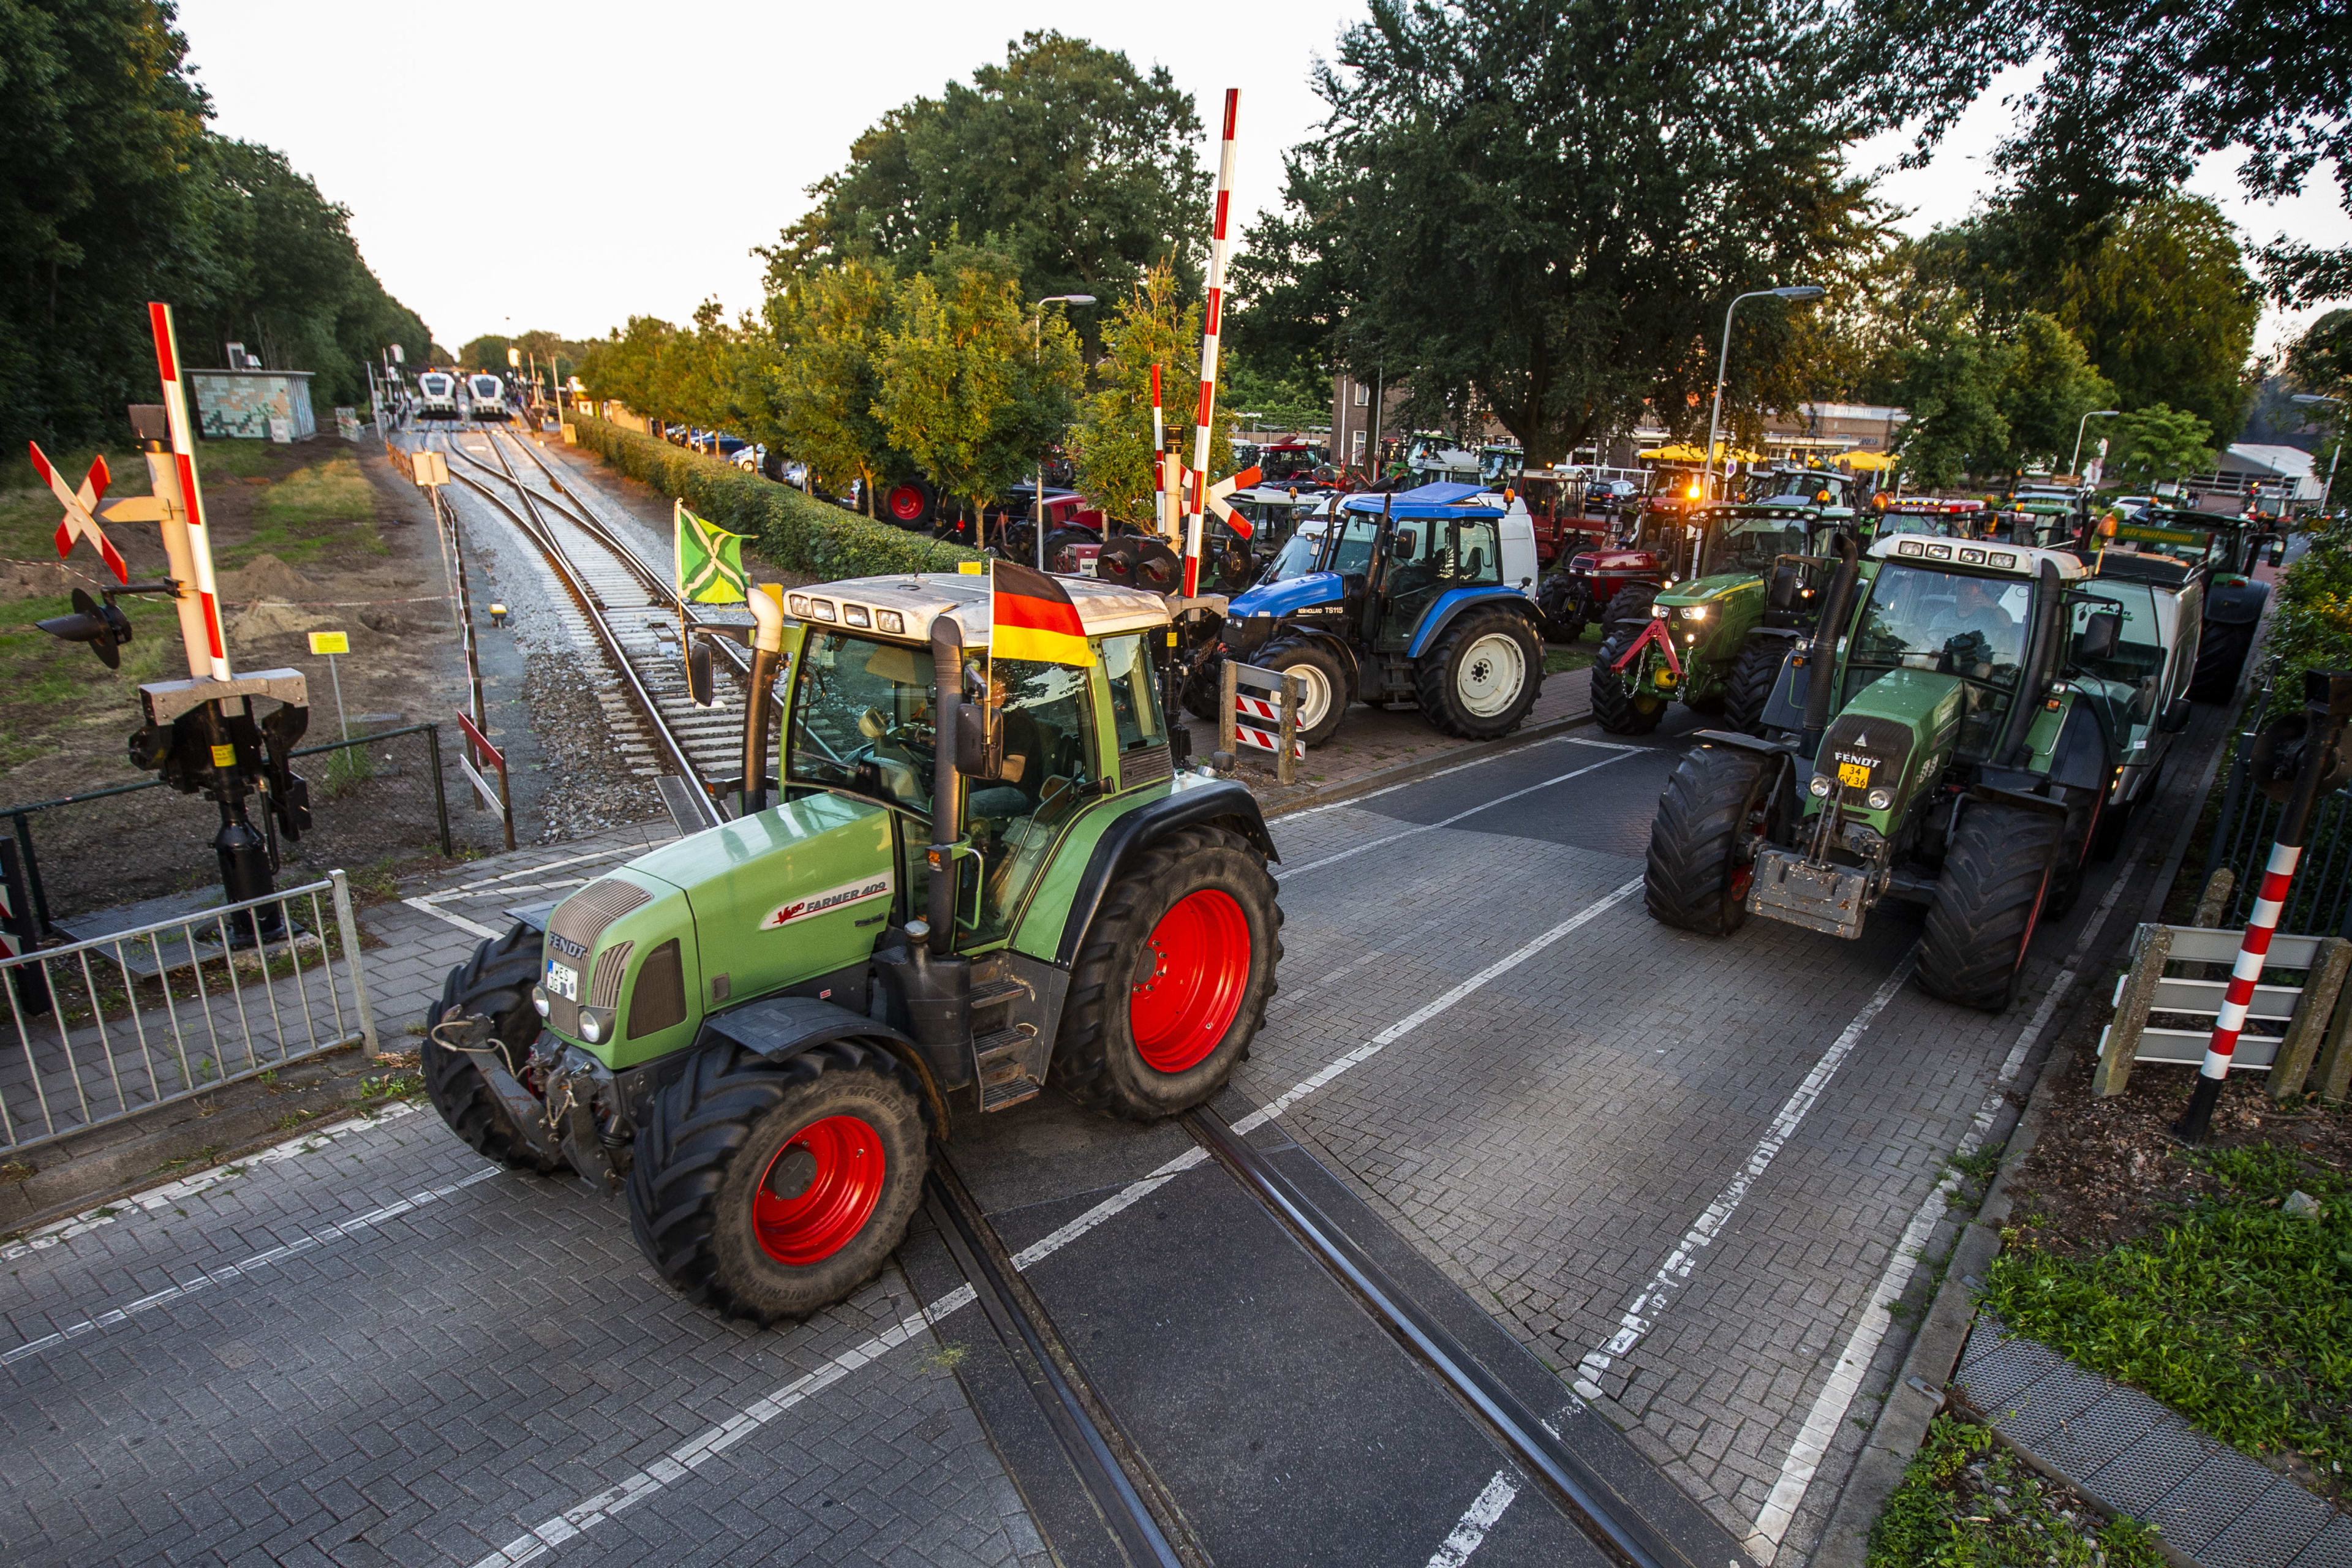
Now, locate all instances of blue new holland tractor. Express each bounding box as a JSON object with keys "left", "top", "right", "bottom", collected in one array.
[{"left": 1201, "top": 483, "right": 1546, "bottom": 745}]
